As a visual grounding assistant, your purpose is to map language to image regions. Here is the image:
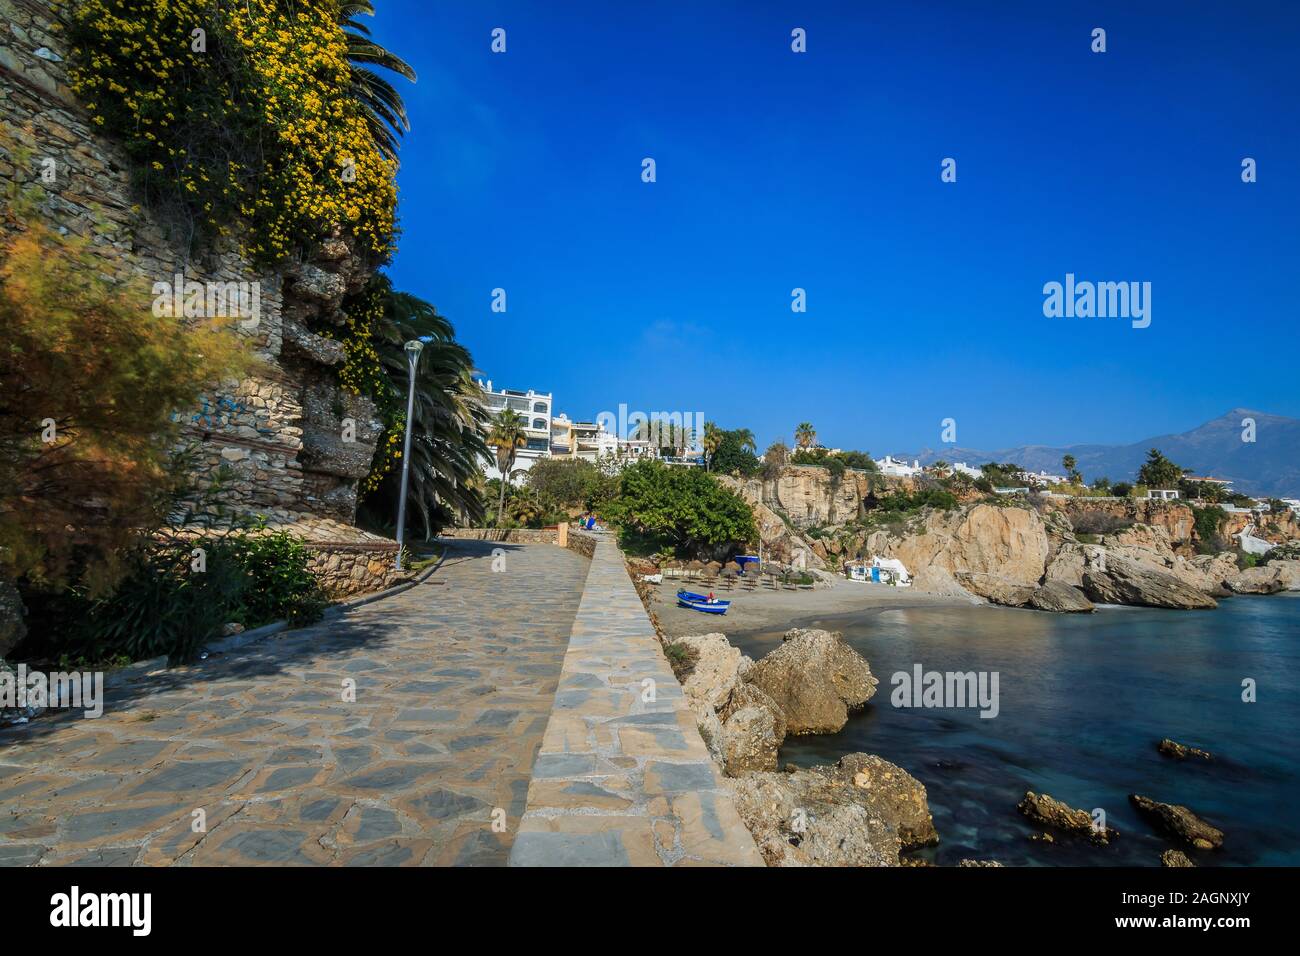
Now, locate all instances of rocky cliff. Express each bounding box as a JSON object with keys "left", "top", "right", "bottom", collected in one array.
[
  {"left": 725, "top": 465, "right": 912, "bottom": 529},
  {"left": 1, "top": 0, "right": 380, "bottom": 528},
  {"left": 734, "top": 465, "right": 1300, "bottom": 612}
]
